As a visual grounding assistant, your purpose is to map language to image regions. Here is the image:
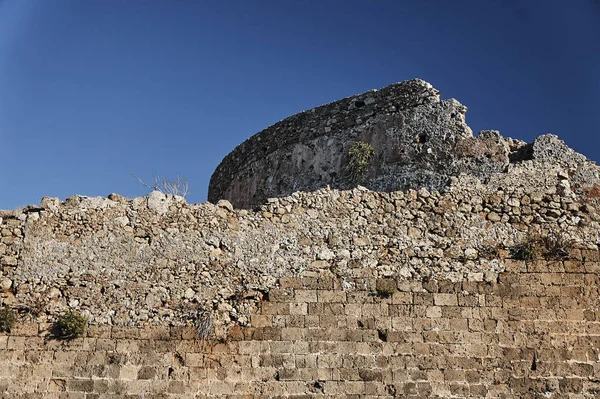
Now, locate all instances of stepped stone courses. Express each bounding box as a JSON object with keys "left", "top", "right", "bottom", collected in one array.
[
  {"left": 2, "top": 79, "right": 600, "bottom": 397},
  {"left": 2, "top": 269, "right": 600, "bottom": 398}
]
